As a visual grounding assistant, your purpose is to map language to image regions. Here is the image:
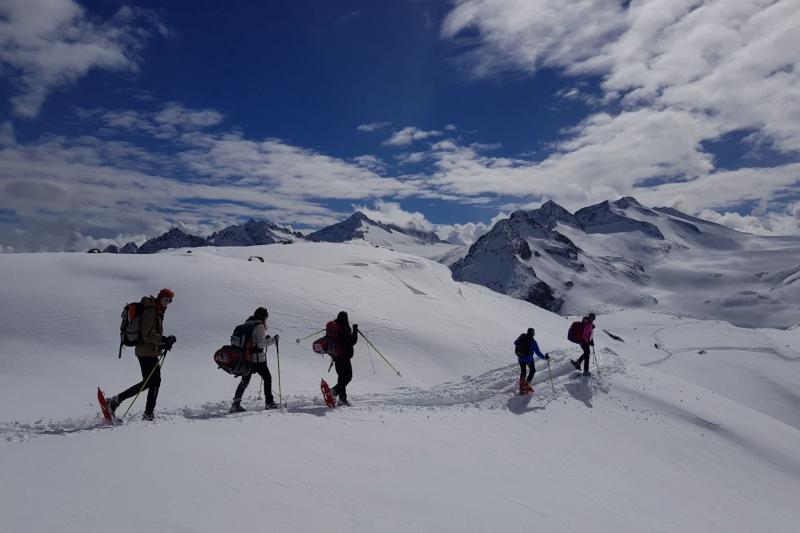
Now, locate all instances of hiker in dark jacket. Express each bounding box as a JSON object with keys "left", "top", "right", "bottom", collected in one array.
[
  {"left": 515, "top": 328, "right": 550, "bottom": 393},
  {"left": 570, "top": 313, "right": 596, "bottom": 376},
  {"left": 107, "top": 289, "right": 176, "bottom": 420},
  {"left": 331, "top": 311, "right": 358, "bottom": 406},
  {"left": 230, "top": 307, "right": 279, "bottom": 412}
]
